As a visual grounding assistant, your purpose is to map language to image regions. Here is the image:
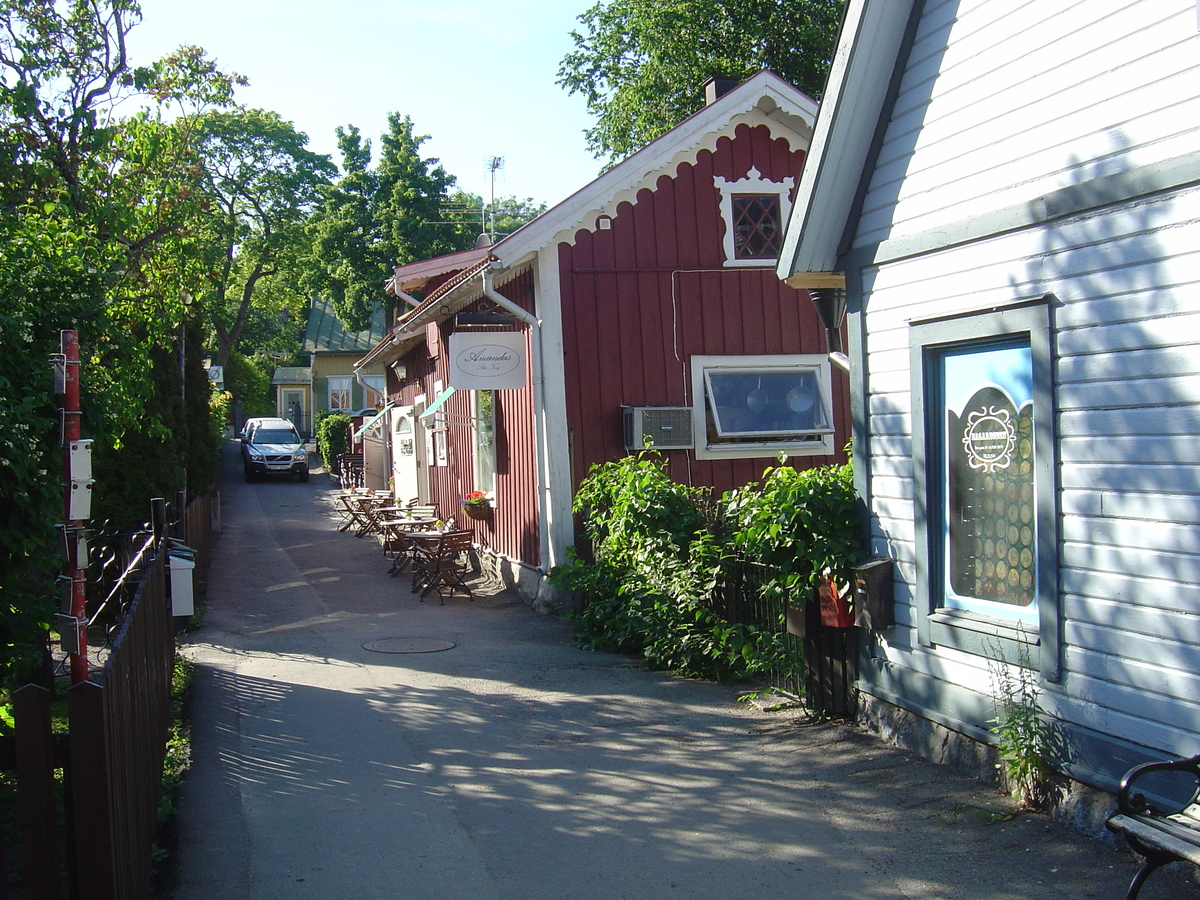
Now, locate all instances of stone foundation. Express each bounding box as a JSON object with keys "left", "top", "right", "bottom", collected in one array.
[{"left": 857, "top": 690, "right": 1121, "bottom": 841}]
